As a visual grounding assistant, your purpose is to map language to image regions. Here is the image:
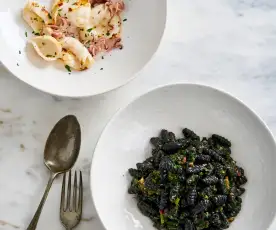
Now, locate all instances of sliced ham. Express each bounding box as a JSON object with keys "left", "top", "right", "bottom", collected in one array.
[
  {"left": 43, "top": 17, "right": 80, "bottom": 40},
  {"left": 88, "top": 36, "right": 122, "bottom": 56},
  {"left": 90, "top": 0, "right": 125, "bottom": 15}
]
